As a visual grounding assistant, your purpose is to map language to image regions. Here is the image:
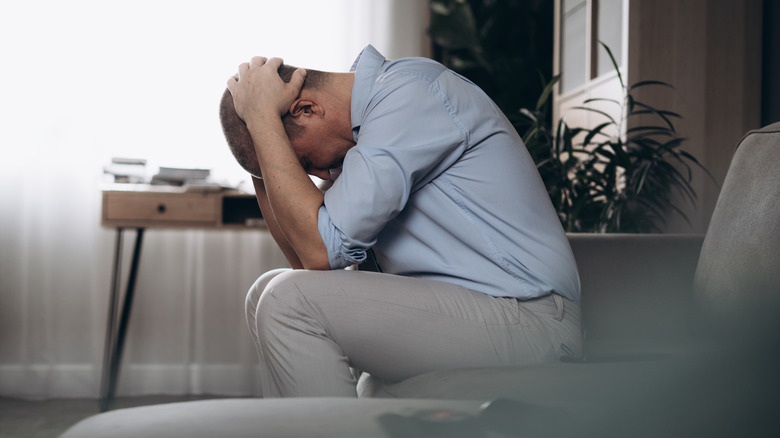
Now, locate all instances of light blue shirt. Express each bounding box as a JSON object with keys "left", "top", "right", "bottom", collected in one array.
[{"left": 317, "top": 45, "right": 580, "bottom": 302}]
